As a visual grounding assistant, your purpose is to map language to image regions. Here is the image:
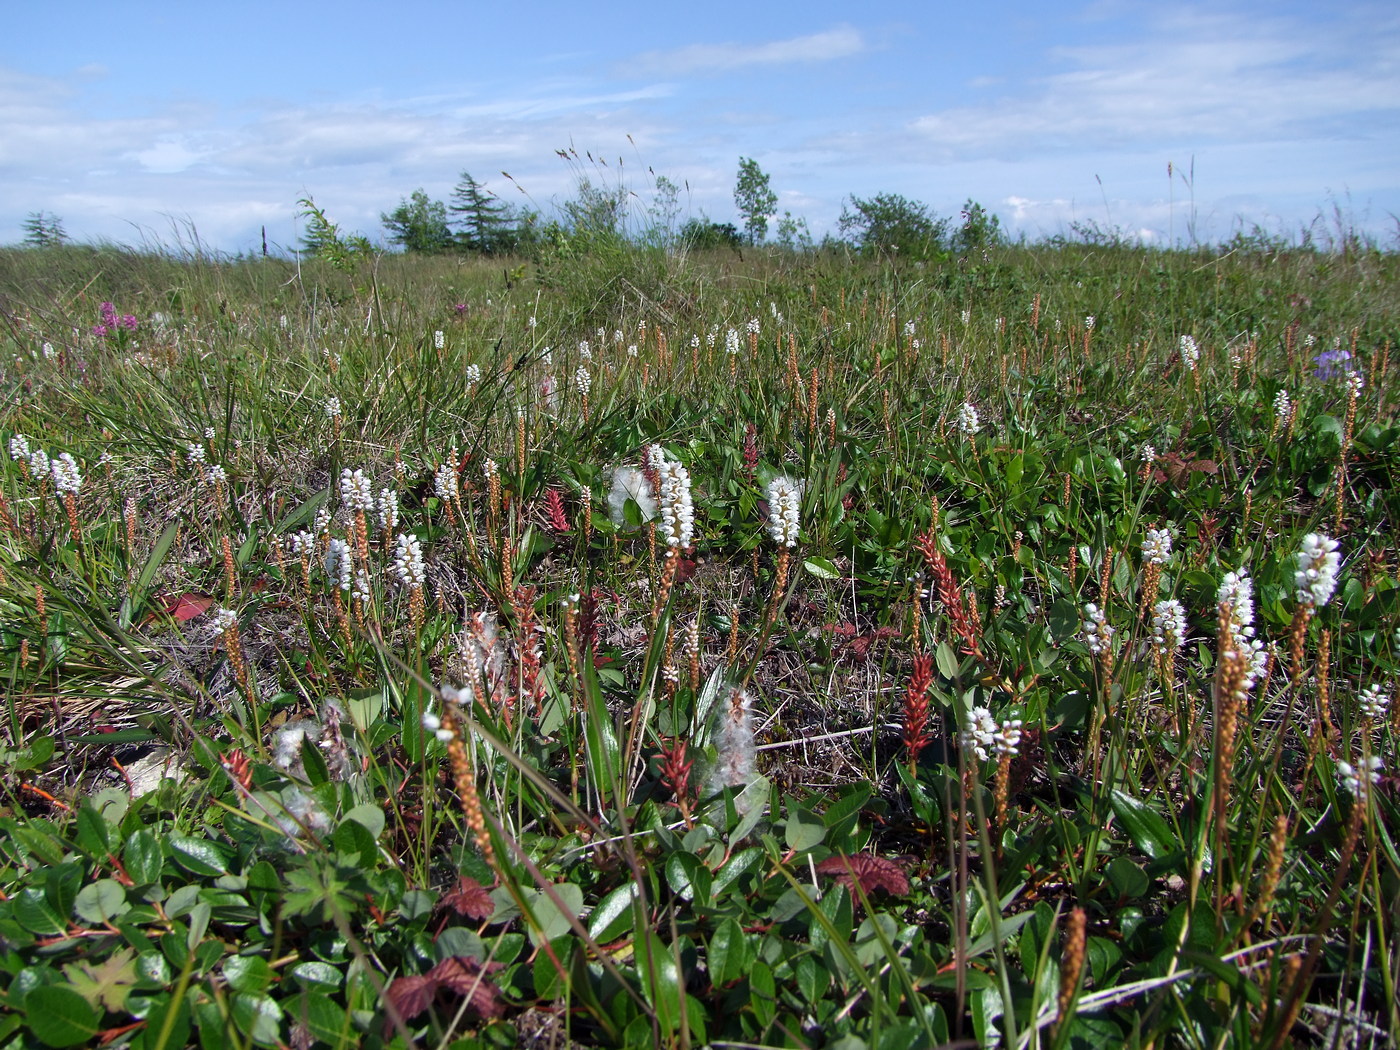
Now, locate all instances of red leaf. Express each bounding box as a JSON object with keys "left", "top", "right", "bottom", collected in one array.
[
  {"left": 163, "top": 592, "right": 215, "bottom": 622},
  {"left": 385, "top": 974, "right": 439, "bottom": 1022},
  {"left": 439, "top": 876, "right": 494, "bottom": 922},
  {"left": 816, "top": 854, "right": 910, "bottom": 898},
  {"left": 426, "top": 956, "right": 505, "bottom": 1019}
]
